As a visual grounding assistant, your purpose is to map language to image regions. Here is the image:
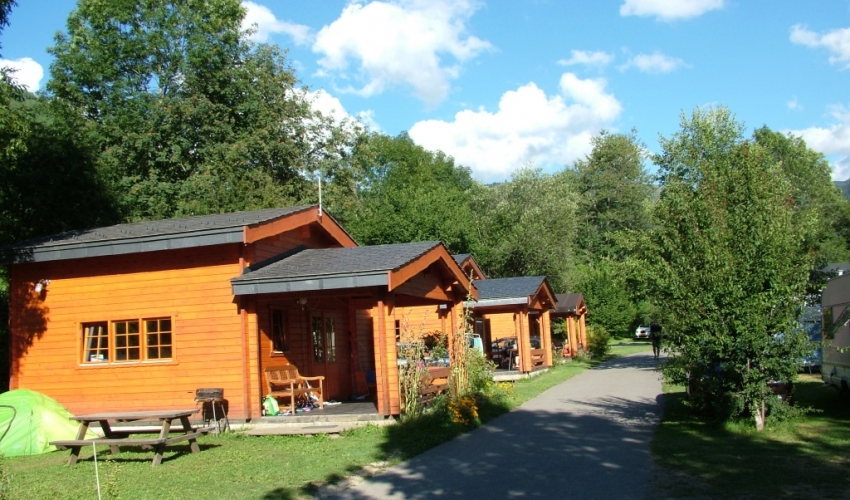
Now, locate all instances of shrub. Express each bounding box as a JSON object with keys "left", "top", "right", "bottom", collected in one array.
[
  {"left": 467, "top": 348, "right": 495, "bottom": 393},
  {"left": 587, "top": 325, "right": 611, "bottom": 358}
]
